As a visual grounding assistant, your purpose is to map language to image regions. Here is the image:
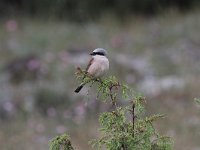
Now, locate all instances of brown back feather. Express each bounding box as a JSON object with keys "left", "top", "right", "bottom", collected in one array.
[{"left": 86, "top": 58, "right": 94, "bottom": 72}]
